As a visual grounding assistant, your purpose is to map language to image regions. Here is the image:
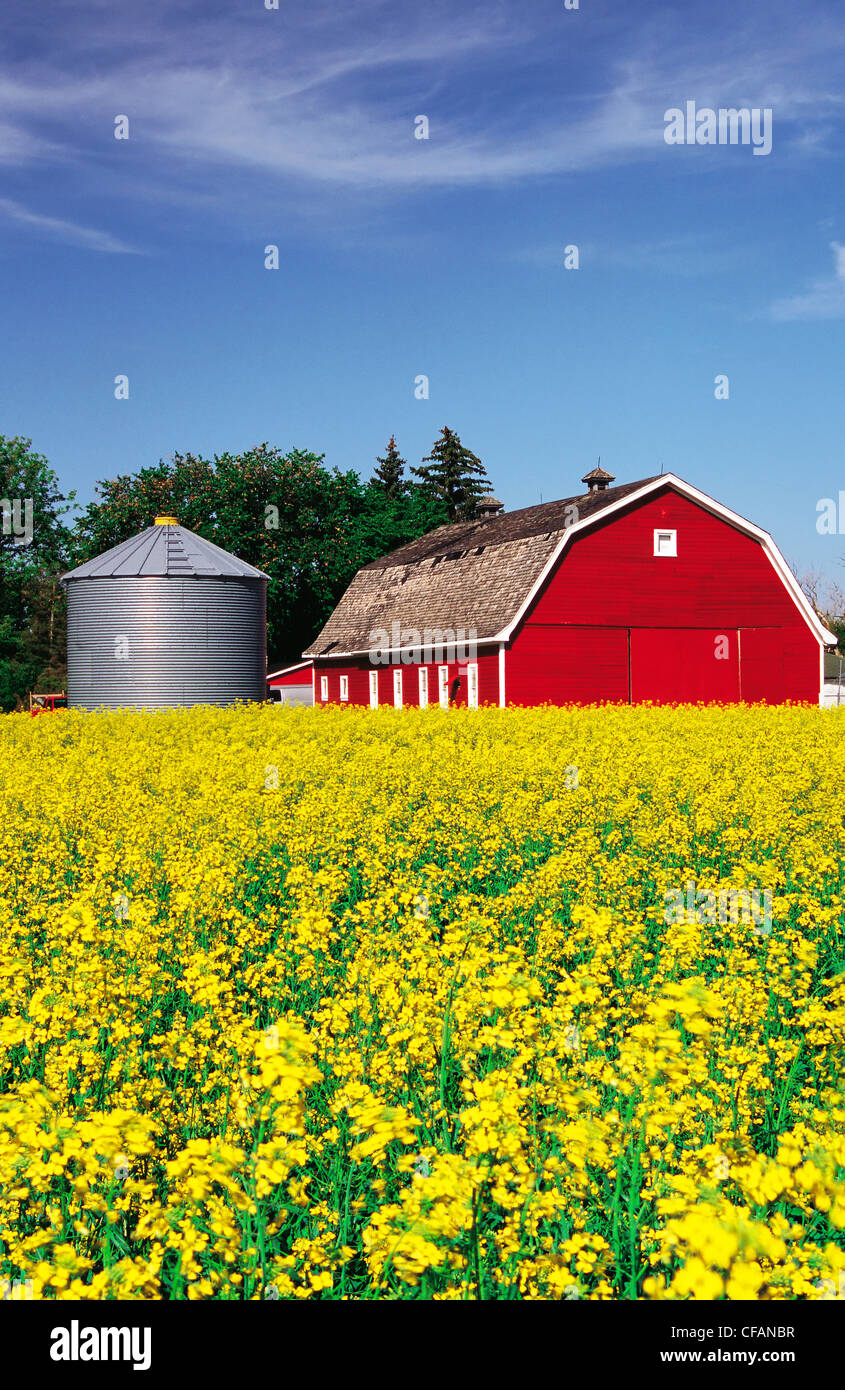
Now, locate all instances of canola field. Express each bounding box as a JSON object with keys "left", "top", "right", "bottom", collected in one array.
[{"left": 1, "top": 703, "right": 844, "bottom": 1301}]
